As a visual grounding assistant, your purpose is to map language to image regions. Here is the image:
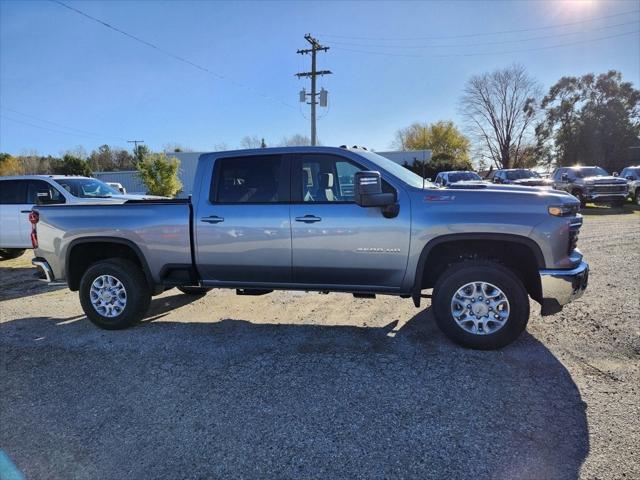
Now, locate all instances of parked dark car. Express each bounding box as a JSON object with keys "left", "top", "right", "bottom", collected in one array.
[
  {"left": 551, "top": 166, "right": 629, "bottom": 207},
  {"left": 486, "top": 169, "right": 553, "bottom": 187}
]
